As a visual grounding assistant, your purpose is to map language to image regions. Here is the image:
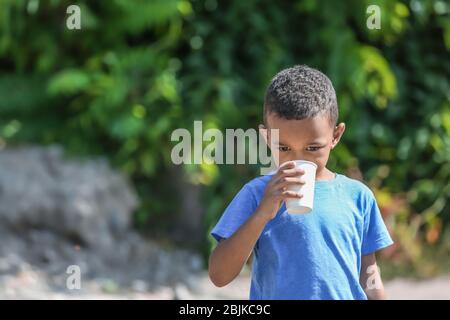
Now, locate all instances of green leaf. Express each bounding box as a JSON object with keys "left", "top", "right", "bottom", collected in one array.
[{"left": 48, "top": 69, "right": 90, "bottom": 96}]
